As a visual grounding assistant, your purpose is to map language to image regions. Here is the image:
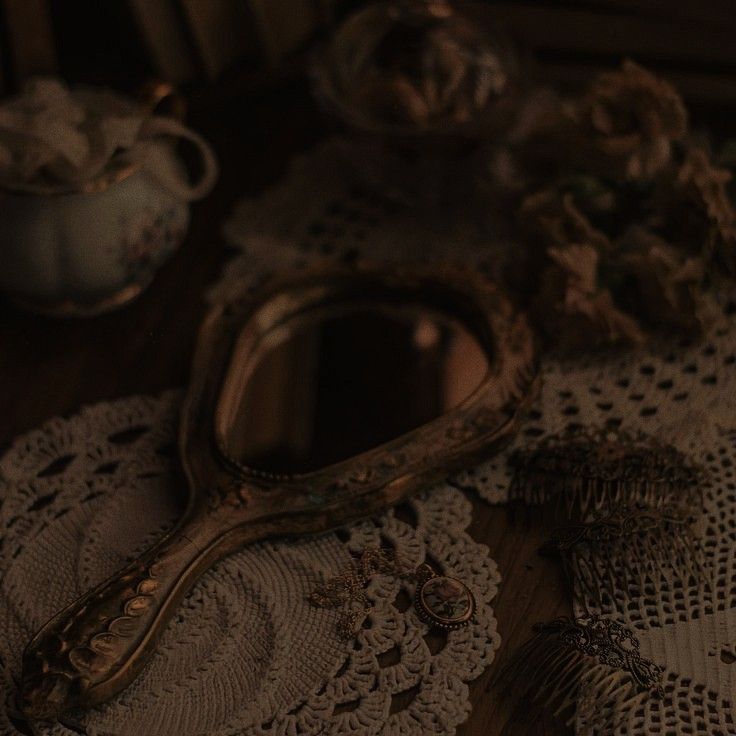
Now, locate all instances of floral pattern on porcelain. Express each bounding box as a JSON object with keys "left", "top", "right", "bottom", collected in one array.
[
  {"left": 121, "top": 203, "right": 188, "bottom": 285},
  {"left": 419, "top": 576, "right": 475, "bottom": 626},
  {"left": 0, "top": 150, "right": 192, "bottom": 314}
]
